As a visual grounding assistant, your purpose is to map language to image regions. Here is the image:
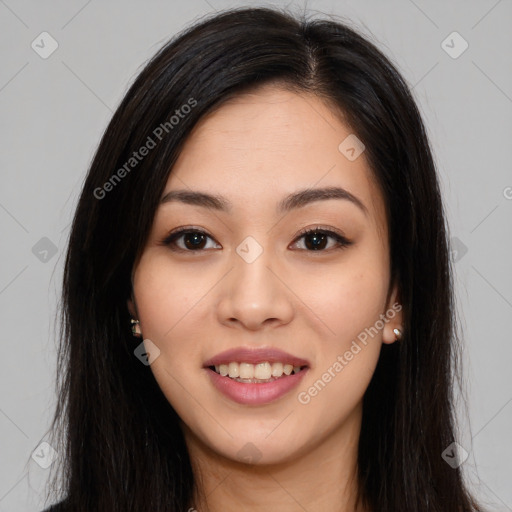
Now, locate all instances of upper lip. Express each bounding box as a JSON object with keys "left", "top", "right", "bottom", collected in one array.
[{"left": 203, "top": 347, "right": 310, "bottom": 368}]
